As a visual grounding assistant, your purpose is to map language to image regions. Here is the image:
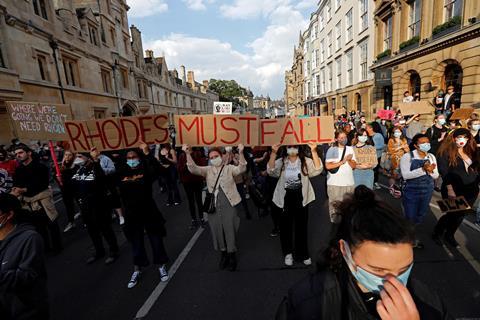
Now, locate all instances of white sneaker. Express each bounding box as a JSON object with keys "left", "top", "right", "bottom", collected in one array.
[
  {"left": 63, "top": 222, "right": 74, "bottom": 233},
  {"left": 284, "top": 254, "right": 293, "bottom": 266},
  {"left": 127, "top": 271, "right": 141, "bottom": 289},
  {"left": 159, "top": 265, "right": 169, "bottom": 282},
  {"left": 74, "top": 212, "right": 81, "bottom": 220},
  {"left": 119, "top": 216, "right": 125, "bottom": 225},
  {"left": 374, "top": 183, "right": 381, "bottom": 190},
  {"left": 245, "top": 193, "right": 250, "bottom": 200},
  {"left": 303, "top": 258, "right": 312, "bottom": 266}
]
